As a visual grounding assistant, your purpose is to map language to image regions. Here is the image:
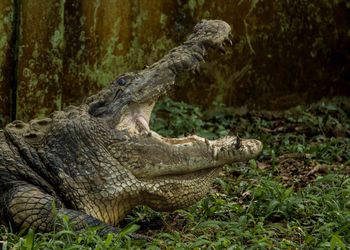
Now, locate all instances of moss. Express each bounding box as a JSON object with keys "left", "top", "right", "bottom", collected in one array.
[
  {"left": 2, "top": 0, "right": 349, "bottom": 121},
  {"left": 50, "top": 30, "right": 64, "bottom": 49},
  {"left": 187, "top": 0, "right": 206, "bottom": 16},
  {"left": 15, "top": 0, "right": 66, "bottom": 120},
  {"left": 51, "top": 0, "right": 65, "bottom": 50},
  {"left": 54, "top": 95, "right": 62, "bottom": 112},
  {"left": 92, "top": 0, "right": 101, "bottom": 32},
  {"left": 0, "top": 6, "right": 13, "bottom": 74},
  {"left": 188, "top": 0, "right": 196, "bottom": 11},
  {"left": 160, "top": 13, "right": 167, "bottom": 29},
  {"left": 68, "top": 8, "right": 176, "bottom": 94}
]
